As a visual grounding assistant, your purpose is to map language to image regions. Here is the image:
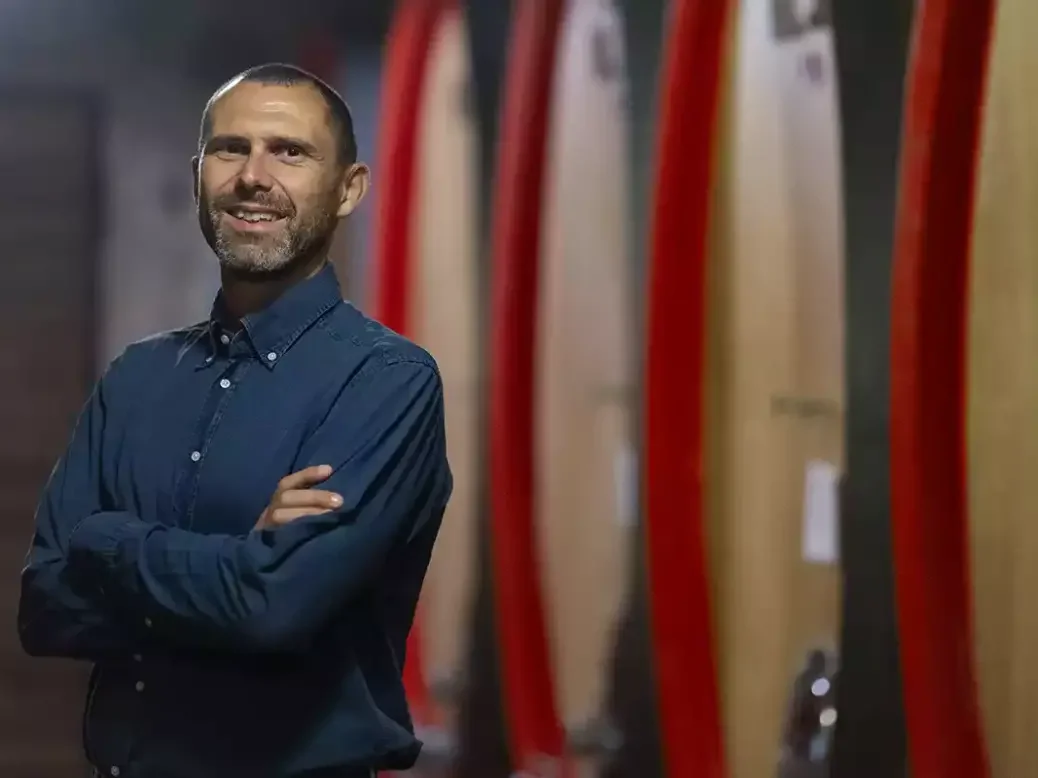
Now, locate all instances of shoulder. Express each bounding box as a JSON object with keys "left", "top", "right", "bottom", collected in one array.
[
  {"left": 311, "top": 306, "right": 445, "bottom": 431},
  {"left": 101, "top": 323, "right": 208, "bottom": 386},
  {"left": 125, "top": 322, "right": 208, "bottom": 356},
  {"left": 319, "top": 302, "right": 441, "bottom": 383}
]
